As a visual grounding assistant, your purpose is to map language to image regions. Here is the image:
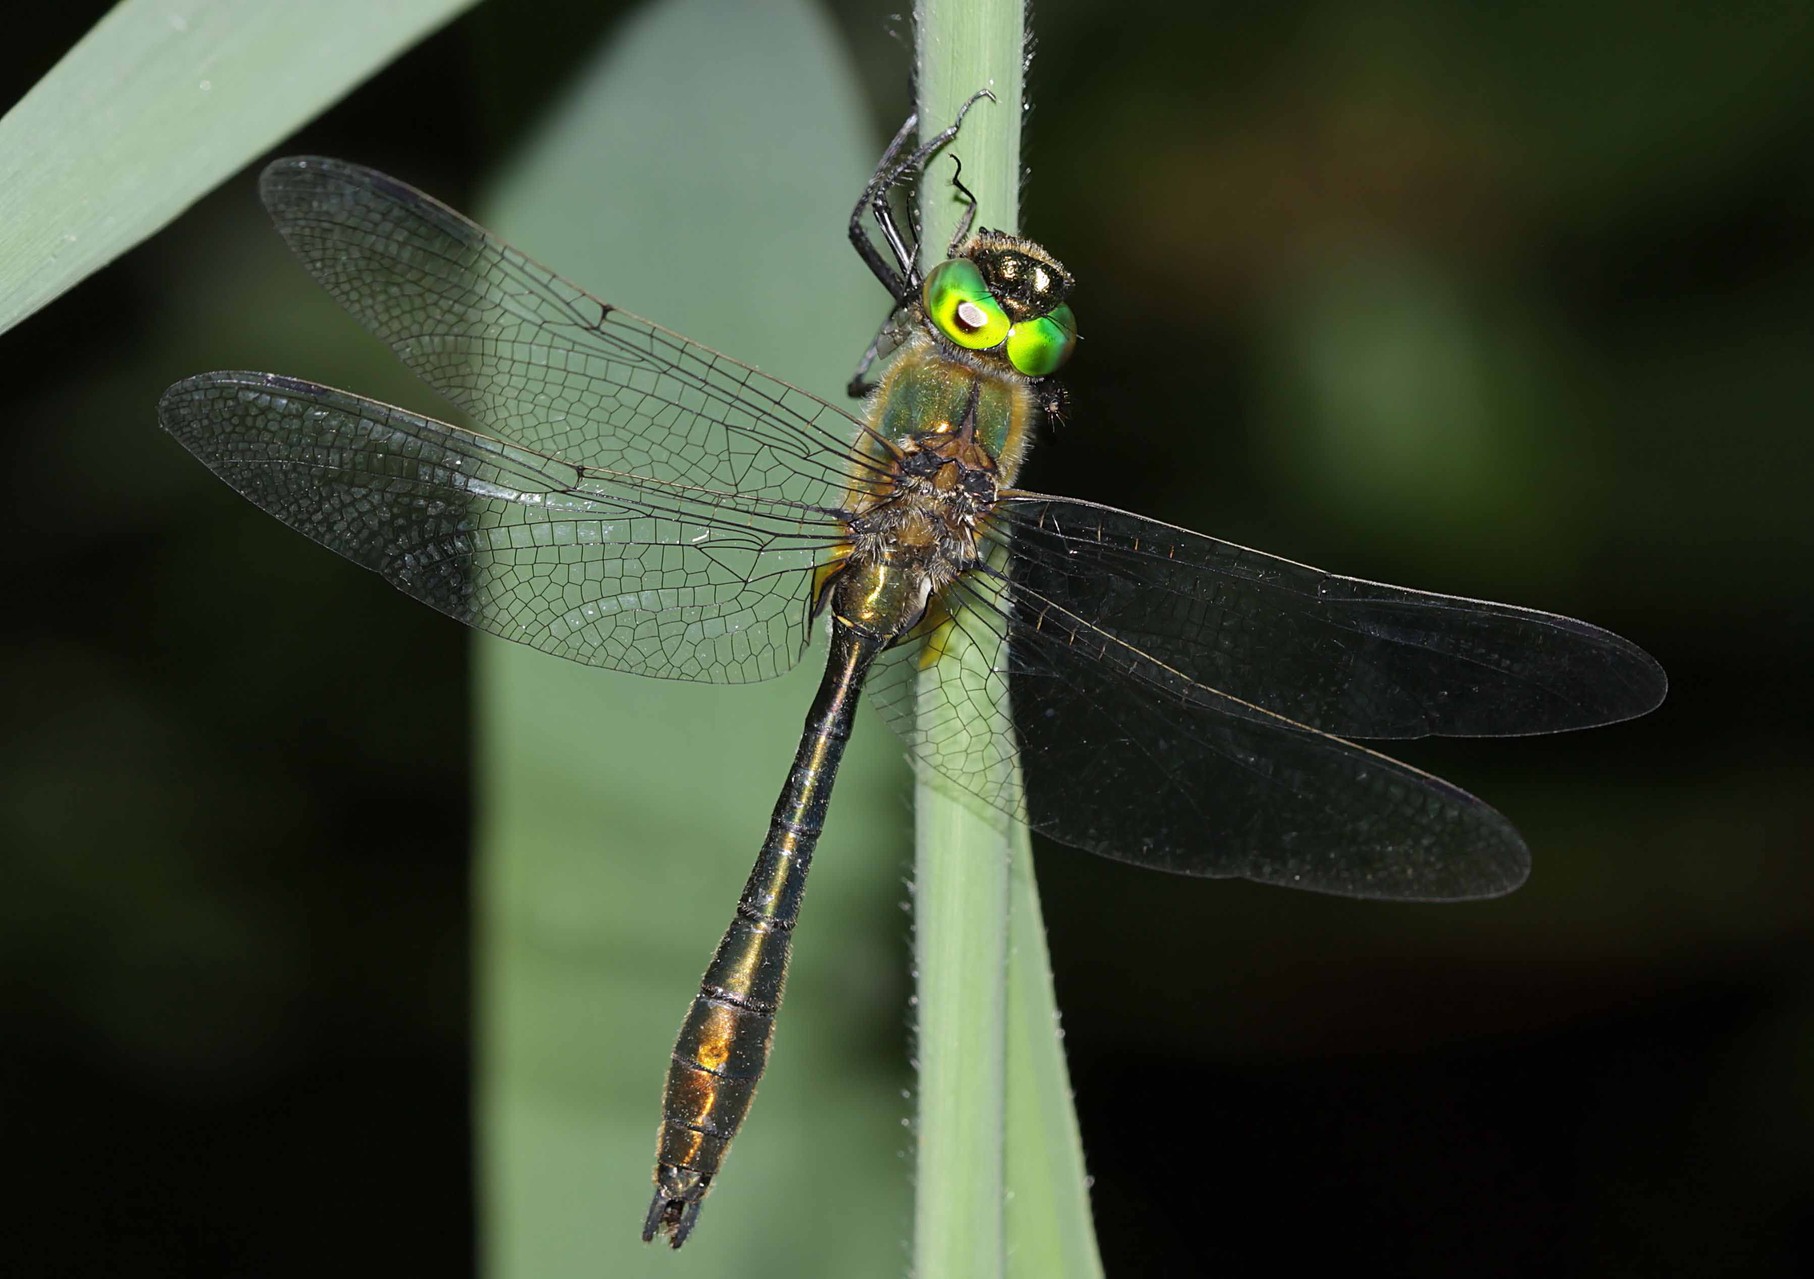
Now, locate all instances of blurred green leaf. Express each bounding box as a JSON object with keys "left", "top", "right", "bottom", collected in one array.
[
  {"left": 1257, "top": 249, "right": 1587, "bottom": 576},
  {"left": 0, "top": 0, "right": 476, "bottom": 337},
  {"left": 474, "top": 0, "right": 906, "bottom": 1274}
]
